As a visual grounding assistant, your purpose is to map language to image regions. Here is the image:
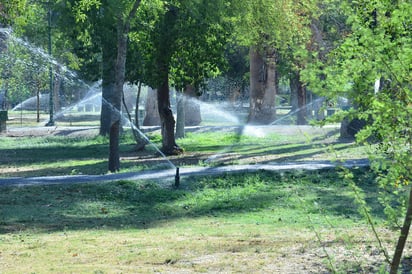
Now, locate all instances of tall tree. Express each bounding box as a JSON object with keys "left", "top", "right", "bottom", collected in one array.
[
  {"left": 232, "top": 0, "right": 317, "bottom": 124},
  {"left": 73, "top": 0, "right": 143, "bottom": 171},
  {"left": 108, "top": 0, "right": 141, "bottom": 172},
  {"left": 71, "top": 0, "right": 118, "bottom": 135},
  {"left": 132, "top": 0, "right": 231, "bottom": 154}
]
